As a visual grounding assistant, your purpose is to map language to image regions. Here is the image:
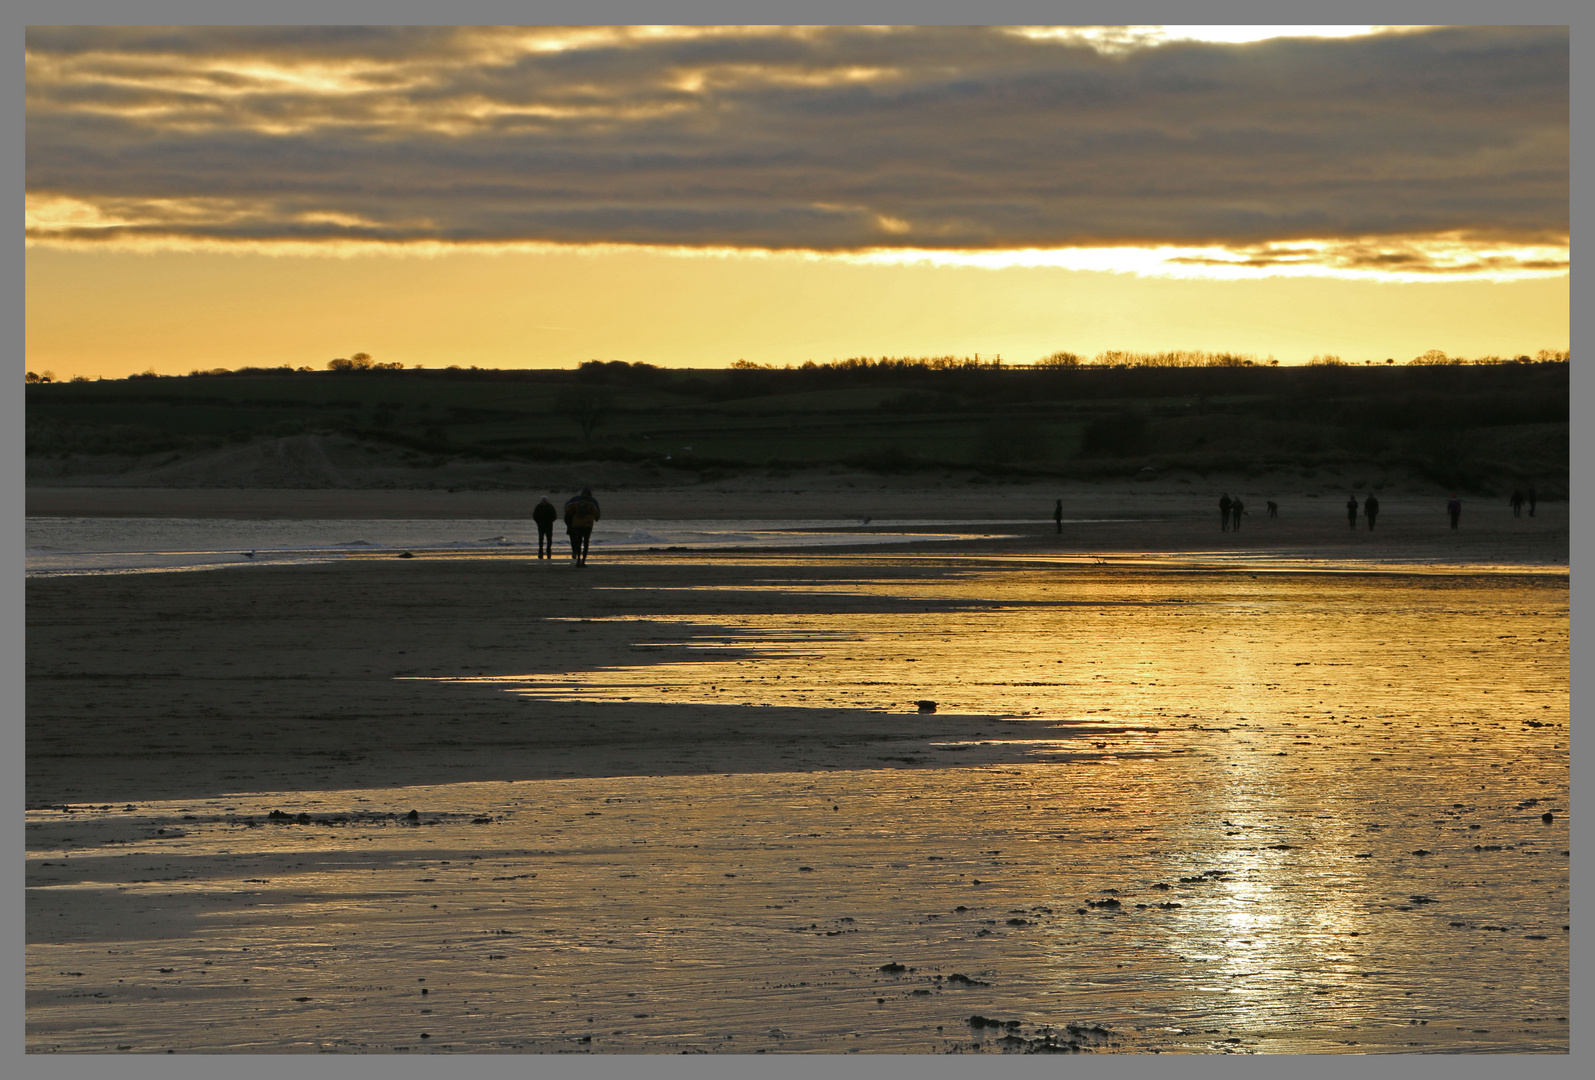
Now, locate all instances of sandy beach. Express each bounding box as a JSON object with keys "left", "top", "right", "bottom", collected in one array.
[{"left": 26, "top": 481, "right": 1568, "bottom": 1054}]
